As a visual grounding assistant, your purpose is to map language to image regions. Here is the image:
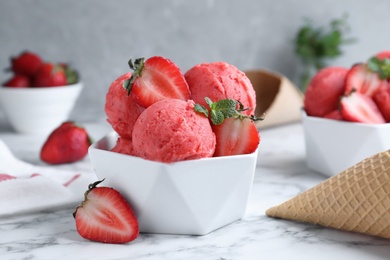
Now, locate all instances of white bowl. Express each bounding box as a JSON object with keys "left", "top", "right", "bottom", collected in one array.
[
  {"left": 302, "top": 110, "right": 390, "bottom": 177},
  {"left": 88, "top": 131, "right": 258, "bottom": 235},
  {"left": 0, "top": 83, "right": 83, "bottom": 134}
]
